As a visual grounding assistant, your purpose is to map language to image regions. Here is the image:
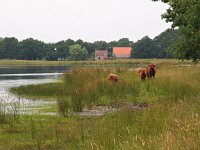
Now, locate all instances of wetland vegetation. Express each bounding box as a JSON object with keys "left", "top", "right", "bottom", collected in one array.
[{"left": 1, "top": 60, "right": 199, "bottom": 149}]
